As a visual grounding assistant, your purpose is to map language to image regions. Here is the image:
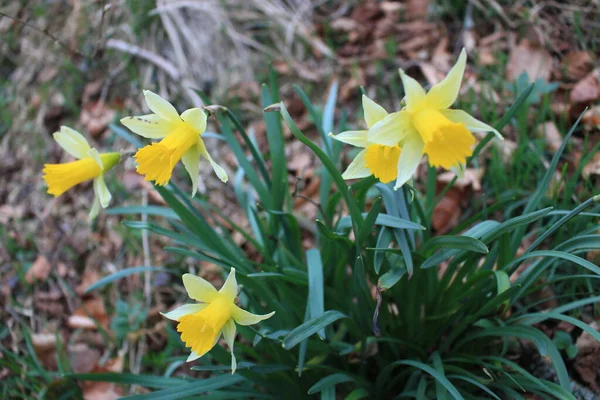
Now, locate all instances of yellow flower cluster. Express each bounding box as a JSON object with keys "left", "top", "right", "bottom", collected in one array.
[
  {"left": 331, "top": 49, "right": 501, "bottom": 189},
  {"left": 40, "top": 49, "right": 496, "bottom": 372}
]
